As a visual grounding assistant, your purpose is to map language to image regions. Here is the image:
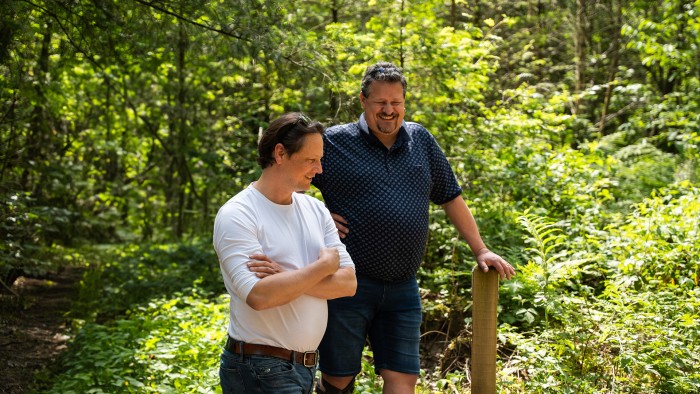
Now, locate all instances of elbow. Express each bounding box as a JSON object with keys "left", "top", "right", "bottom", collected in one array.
[
  {"left": 343, "top": 270, "right": 358, "bottom": 297},
  {"left": 324, "top": 278, "right": 357, "bottom": 300},
  {"left": 342, "top": 278, "right": 358, "bottom": 297},
  {"left": 349, "top": 280, "right": 358, "bottom": 296},
  {"left": 246, "top": 294, "right": 272, "bottom": 311}
]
